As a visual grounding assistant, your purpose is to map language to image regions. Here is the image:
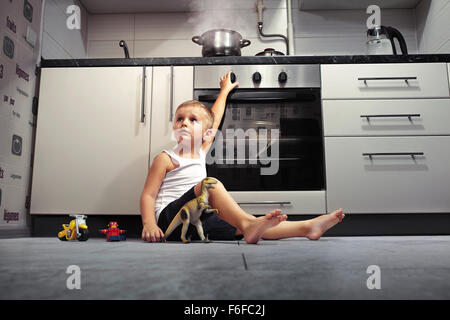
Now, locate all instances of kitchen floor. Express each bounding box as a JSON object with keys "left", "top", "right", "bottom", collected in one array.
[{"left": 0, "top": 236, "right": 449, "bottom": 300}]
